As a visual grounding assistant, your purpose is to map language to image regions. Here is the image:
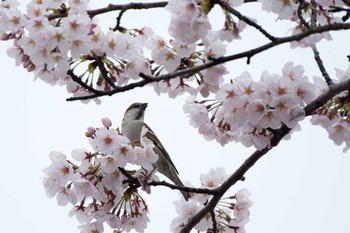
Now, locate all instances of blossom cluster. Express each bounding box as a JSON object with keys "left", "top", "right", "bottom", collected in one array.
[
  {"left": 171, "top": 167, "right": 253, "bottom": 233},
  {"left": 43, "top": 118, "right": 159, "bottom": 233},
  {"left": 184, "top": 62, "right": 316, "bottom": 149},
  {"left": 311, "top": 67, "right": 350, "bottom": 152},
  {"left": 260, "top": 0, "right": 345, "bottom": 22}
]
